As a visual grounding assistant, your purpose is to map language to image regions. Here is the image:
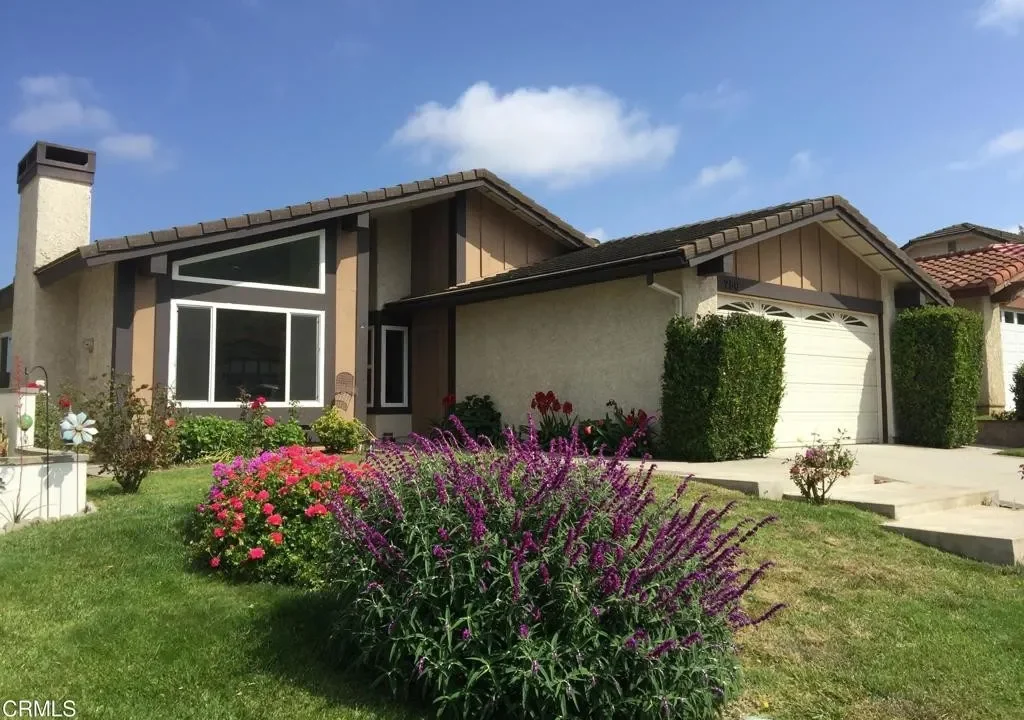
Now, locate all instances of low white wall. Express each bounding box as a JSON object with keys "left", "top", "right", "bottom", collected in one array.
[
  {"left": 0, "top": 388, "right": 37, "bottom": 449},
  {"left": 0, "top": 451, "right": 87, "bottom": 525}
]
